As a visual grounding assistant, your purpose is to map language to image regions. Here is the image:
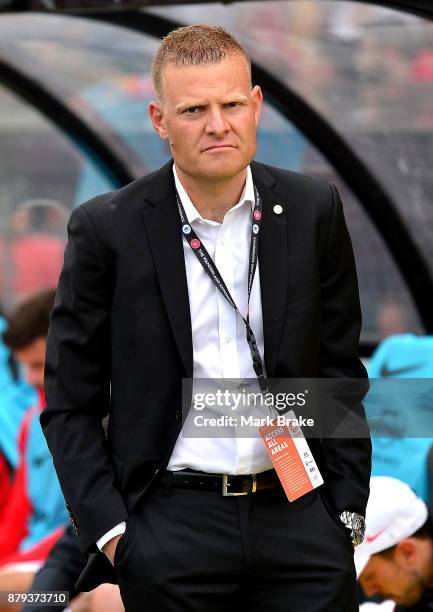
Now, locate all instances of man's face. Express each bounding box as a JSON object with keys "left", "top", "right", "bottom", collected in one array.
[
  {"left": 360, "top": 545, "right": 430, "bottom": 607},
  {"left": 15, "top": 337, "right": 46, "bottom": 390},
  {"left": 149, "top": 54, "right": 263, "bottom": 183}
]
